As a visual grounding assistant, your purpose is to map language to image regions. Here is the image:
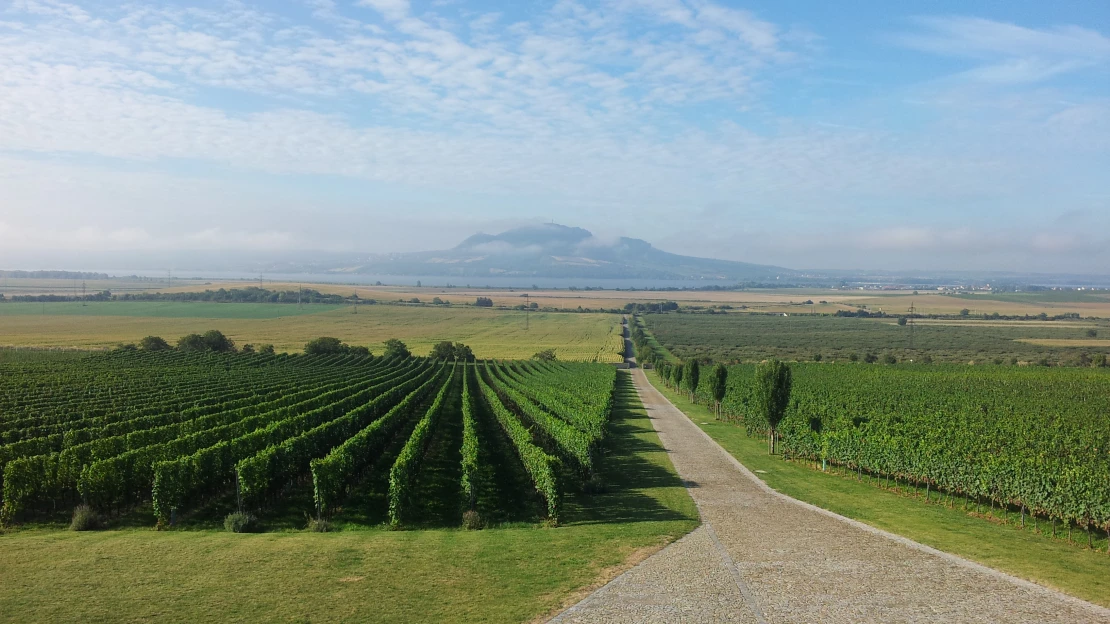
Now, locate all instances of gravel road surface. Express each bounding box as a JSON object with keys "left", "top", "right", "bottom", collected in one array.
[{"left": 551, "top": 368, "right": 1109, "bottom": 624}]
